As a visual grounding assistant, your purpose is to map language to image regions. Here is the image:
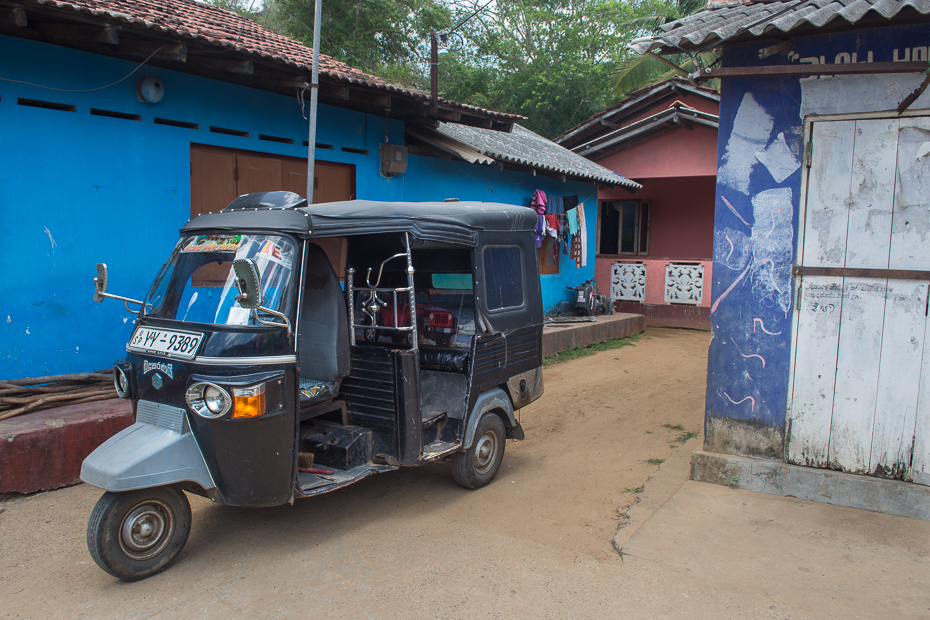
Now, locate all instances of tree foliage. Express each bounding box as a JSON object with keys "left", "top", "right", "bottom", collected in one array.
[
  {"left": 214, "top": 0, "right": 669, "bottom": 138},
  {"left": 610, "top": 0, "right": 716, "bottom": 96}
]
